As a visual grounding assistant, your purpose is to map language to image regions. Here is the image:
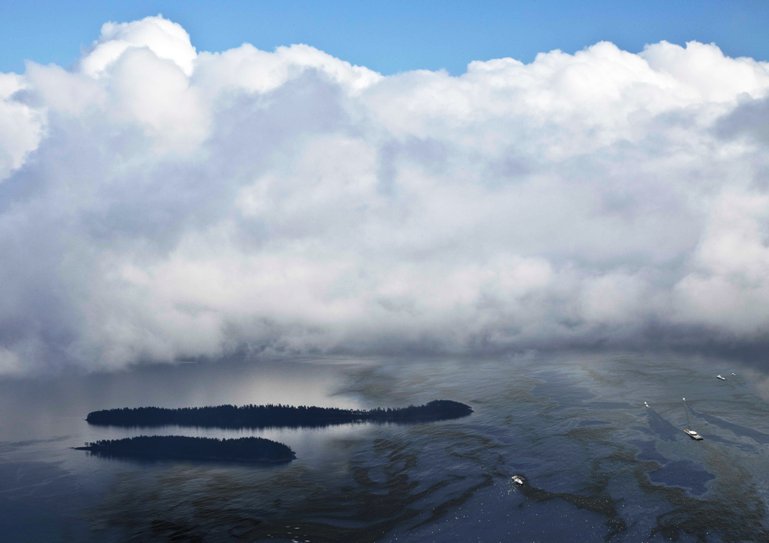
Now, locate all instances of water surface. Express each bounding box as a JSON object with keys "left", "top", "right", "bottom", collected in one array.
[{"left": 2, "top": 353, "right": 769, "bottom": 541}]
